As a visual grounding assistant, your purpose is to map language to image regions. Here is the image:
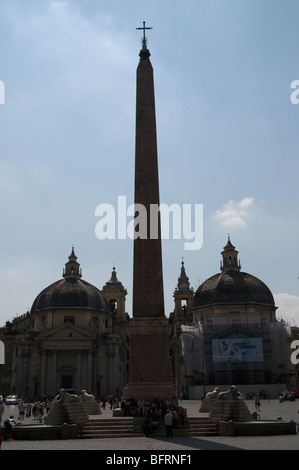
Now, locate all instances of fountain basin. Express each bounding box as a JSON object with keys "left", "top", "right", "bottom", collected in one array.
[
  {"left": 220, "top": 419, "right": 297, "bottom": 436},
  {"left": 0, "top": 423, "right": 79, "bottom": 440}
]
